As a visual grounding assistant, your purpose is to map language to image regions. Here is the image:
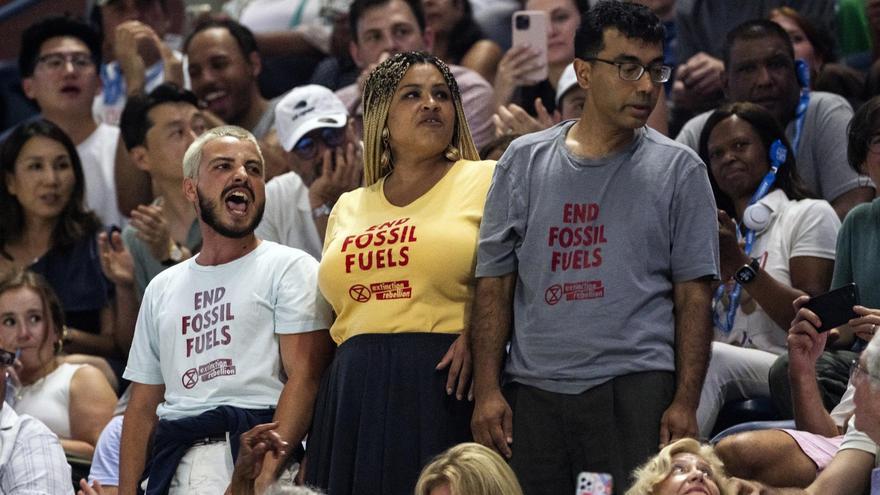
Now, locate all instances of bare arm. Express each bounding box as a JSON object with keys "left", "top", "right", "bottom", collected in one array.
[
  {"left": 254, "top": 32, "right": 323, "bottom": 58},
  {"left": 254, "top": 330, "right": 335, "bottom": 490},
  {"left": 660, "top": 277, "right": 713, "bottom": 445},
  {"left": 758, "top": 448, "right": 875, "bottom": 495},
  {"left": 470, "top": 273, "right": 516, "bottom": 458},
  {"left": 460, "top": 39, "right": 503, "bottom": 84},
  {"left": 65, "top": 365, "right": 117, "bottom": 458},
  {"left": 830, "top": 186, "right": 874, "bottom": 220},
  {"left": 787, "top": 298, "right": 844, "bottom": 436},
  {"left": 119, "top": 383, "right": 164, "bottom": 495}
]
